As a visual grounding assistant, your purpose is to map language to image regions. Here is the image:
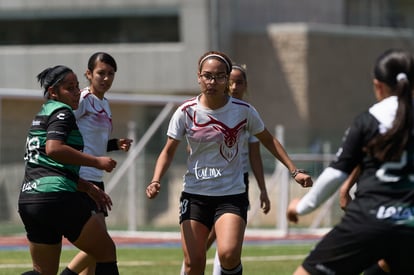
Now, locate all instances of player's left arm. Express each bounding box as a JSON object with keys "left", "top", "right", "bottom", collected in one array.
[{"left": 248, "top": 141, "right": 270, "bottom": 214}]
